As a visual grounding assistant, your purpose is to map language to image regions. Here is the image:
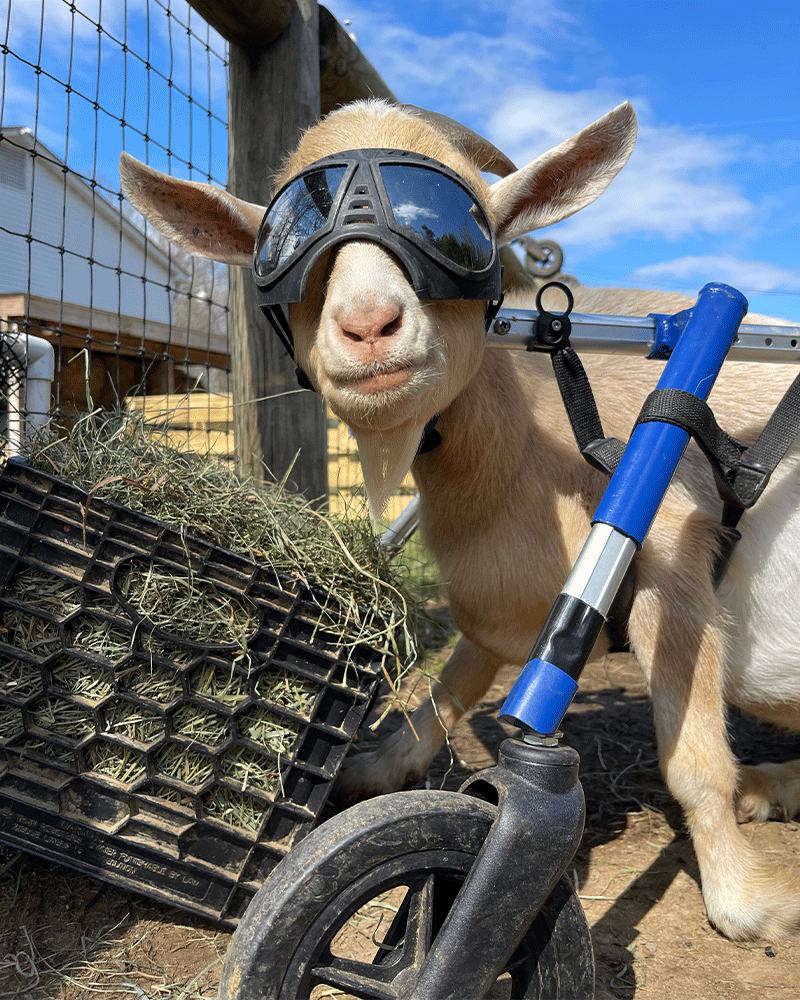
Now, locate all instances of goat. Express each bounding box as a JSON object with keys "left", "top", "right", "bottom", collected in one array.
[{"left": 120, "top": 99, "right": 800, "bottom": 942}]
